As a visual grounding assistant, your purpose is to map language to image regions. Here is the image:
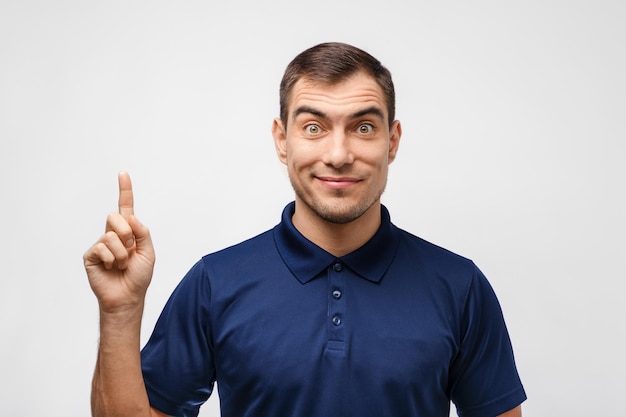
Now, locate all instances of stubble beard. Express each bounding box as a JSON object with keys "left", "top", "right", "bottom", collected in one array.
[{"left": 290, "top": 176, "right": 387, "bottom": 225}]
